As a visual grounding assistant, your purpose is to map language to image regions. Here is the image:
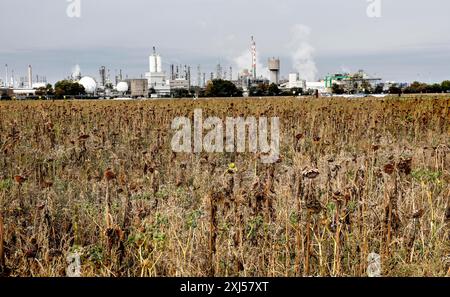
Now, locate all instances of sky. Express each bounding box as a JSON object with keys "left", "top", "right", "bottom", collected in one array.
[{"left": 0, "top": 0, "right": 449, "bottom": 84}]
